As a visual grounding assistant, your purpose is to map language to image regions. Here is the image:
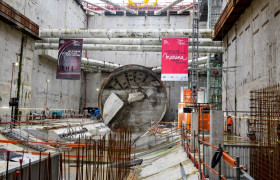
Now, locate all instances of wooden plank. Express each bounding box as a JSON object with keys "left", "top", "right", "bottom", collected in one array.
[
  {"left": 213, "top": 0, "right": 253, "bottom": 41},
  {"left": 0, "top": 0, "right": 39, "bottom": 39}
]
